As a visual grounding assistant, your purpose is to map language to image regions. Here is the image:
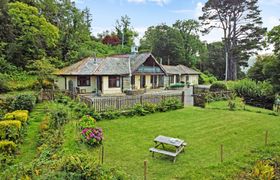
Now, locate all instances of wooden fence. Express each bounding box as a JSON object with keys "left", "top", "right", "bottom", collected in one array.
[{"left": 40, "top": 89, "right": 184, "bottom": 112}]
